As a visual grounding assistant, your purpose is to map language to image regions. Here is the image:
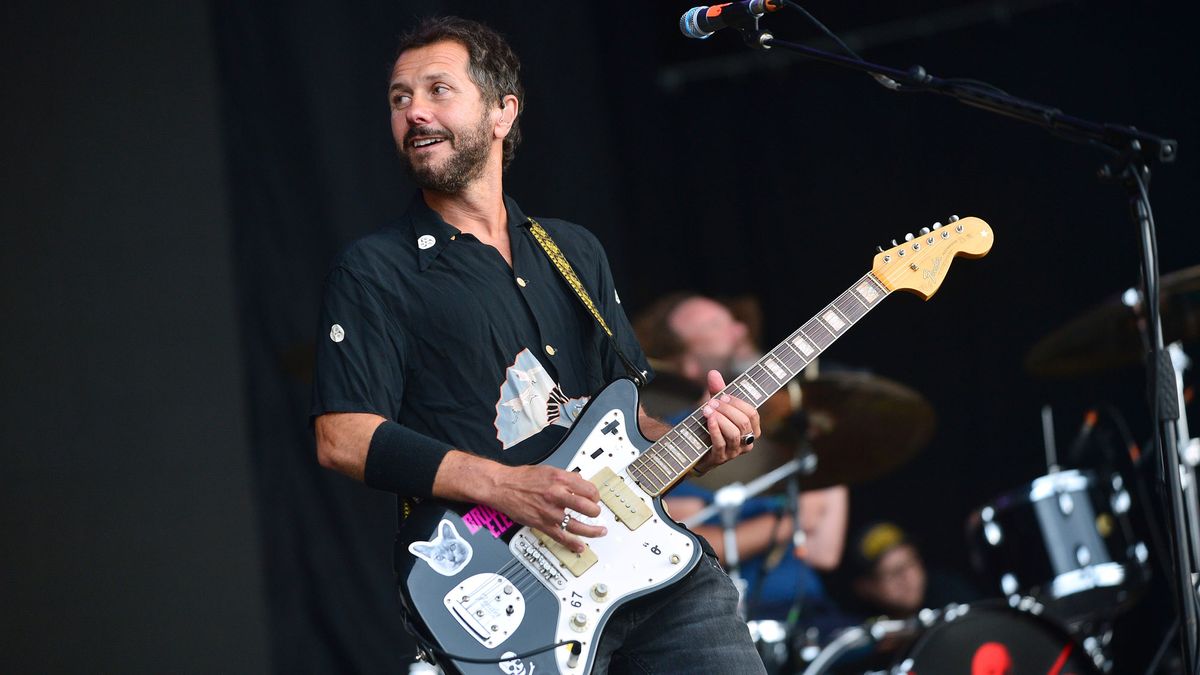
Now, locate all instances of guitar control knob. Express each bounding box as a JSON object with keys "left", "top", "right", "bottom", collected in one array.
[
  {"left": 570, "top": 612, "right": 589, "bottom": 632},
  {"left": 919, "top": 227, "right": 930, "bottom": 235},
  {"left": 904, "top": 233, "right": 914, "bottom": 241},
  {"left": 591, "top": 583, "right": 609, "bottom": 601},
  {"left": 948, "top": 215, "right": 960, "bottom": 223}
]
